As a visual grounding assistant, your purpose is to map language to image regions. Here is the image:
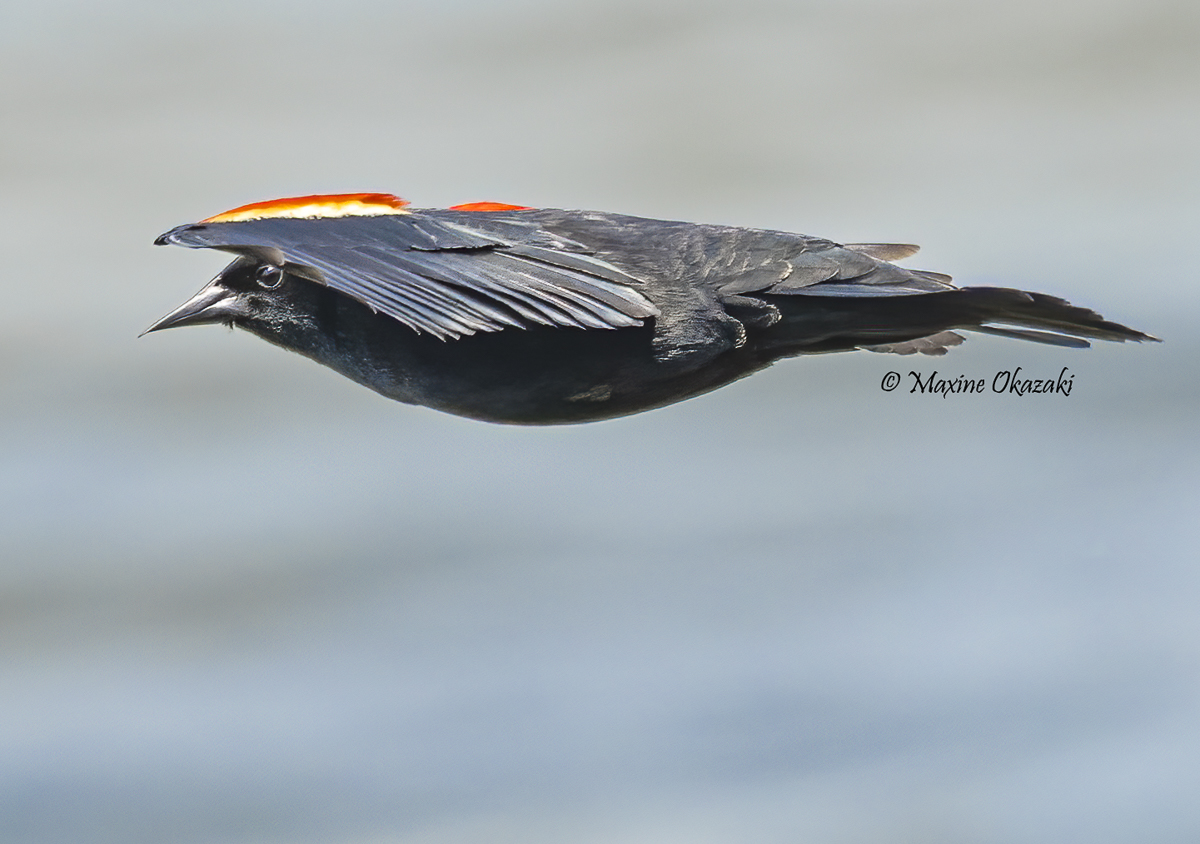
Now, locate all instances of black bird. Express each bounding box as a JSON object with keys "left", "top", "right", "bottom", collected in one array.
[{"left": 147, "top": 193, "right": 1157, "bottom": 424}]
